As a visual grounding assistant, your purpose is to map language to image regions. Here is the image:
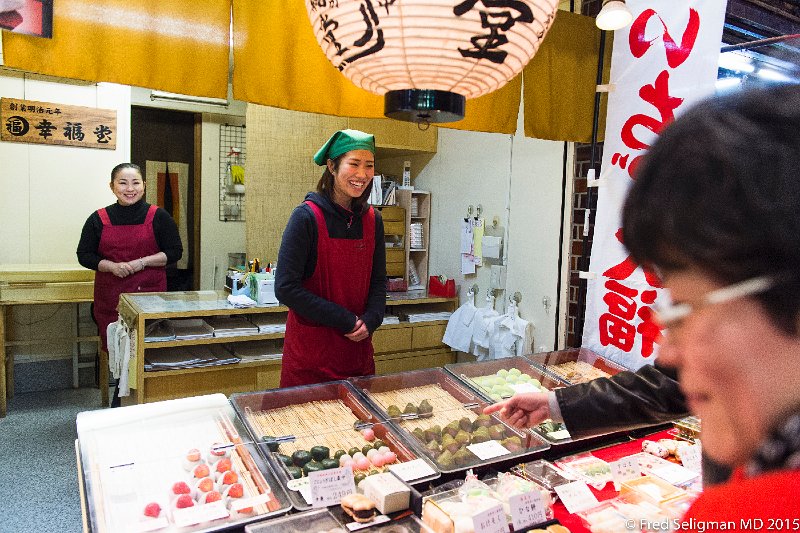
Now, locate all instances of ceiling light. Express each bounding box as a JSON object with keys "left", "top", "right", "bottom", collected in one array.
[
  {"left": 305, "top": 0, "right": 559, "bottom": 124},
  {"left": 596, "top": 0, "right": 633, "bottom": 31},
  {"left": 150, "top": 90, "right": 229, "bottom": 108},
  {"left": 715, "top": 77, "right": 742, "bottom": 90},
  {"left": 755, "top": 68, "right": 792, "bottom": 83}
]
